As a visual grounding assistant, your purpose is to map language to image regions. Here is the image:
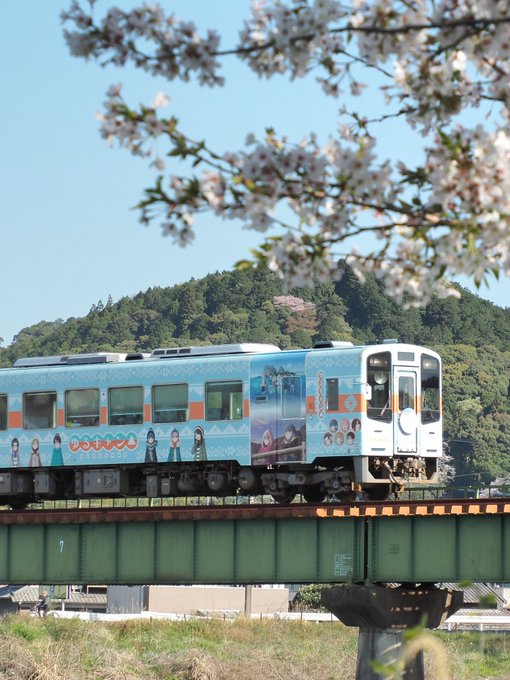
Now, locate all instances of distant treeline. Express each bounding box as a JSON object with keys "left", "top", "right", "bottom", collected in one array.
[{"left": 1, "top": 266, "right": 509, "bottom": 482}]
